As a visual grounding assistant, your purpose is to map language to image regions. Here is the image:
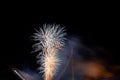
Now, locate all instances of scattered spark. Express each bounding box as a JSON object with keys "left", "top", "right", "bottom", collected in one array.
[{"left": 32, "top": 24, "right": 67, "bottom": 80}]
